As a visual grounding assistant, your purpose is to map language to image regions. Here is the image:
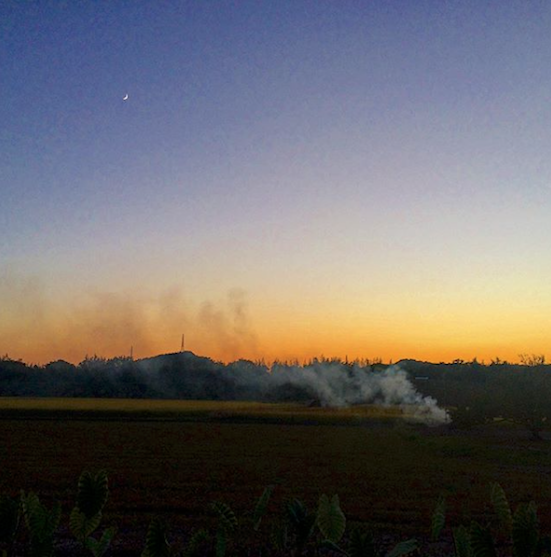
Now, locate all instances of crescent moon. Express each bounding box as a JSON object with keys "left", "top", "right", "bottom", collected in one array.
[{"left": 123, "top": 94, "right": 129, "bottom": 101}]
